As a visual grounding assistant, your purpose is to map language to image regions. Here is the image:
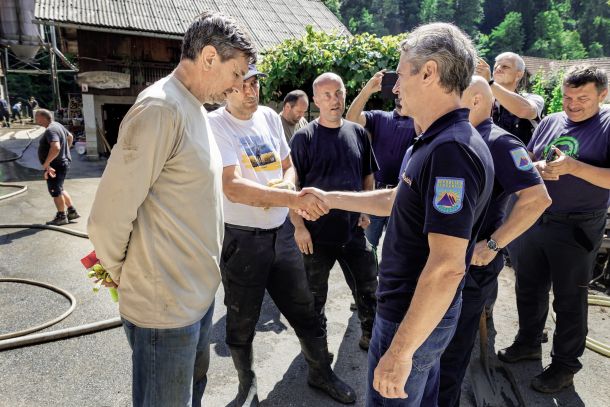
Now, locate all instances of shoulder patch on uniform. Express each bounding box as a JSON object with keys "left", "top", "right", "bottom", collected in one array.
[
  {"left": 509, "top": 147, "right": 534, "bottom": 171},
  {"left": 433, "top": 177, "right": 464, "bottom": 214}
]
